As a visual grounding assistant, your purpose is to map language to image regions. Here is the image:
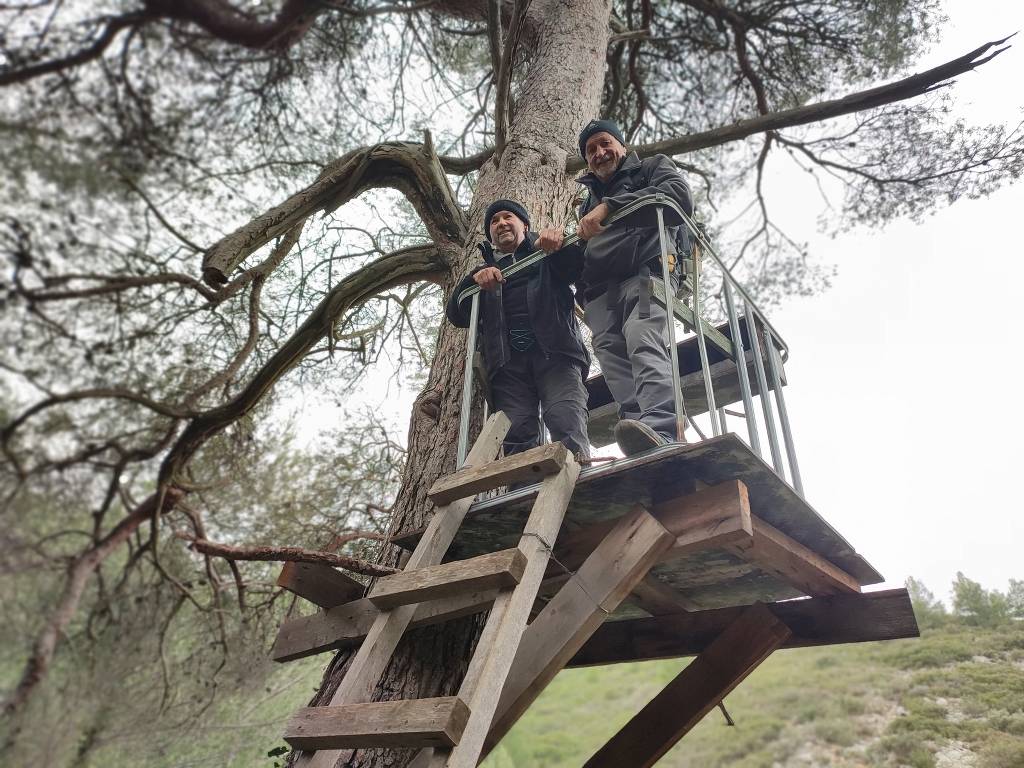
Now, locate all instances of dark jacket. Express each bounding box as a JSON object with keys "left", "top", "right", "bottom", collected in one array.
[
  {"left": 445, "top": 232, "right": 590, "bottom": 378},
  {"left": 576, "top": 152, "right": 694, "bottom": 300}
]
